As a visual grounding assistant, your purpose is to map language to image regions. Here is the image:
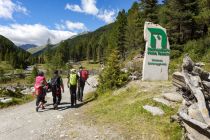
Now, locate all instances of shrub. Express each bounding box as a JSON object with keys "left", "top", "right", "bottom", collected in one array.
[
  {"left": 97, "top": 49, "right": 129, "bottom": 94},
  {"left": 29, "top": 65, "right": 38, "bottom": 83},
  {"left": 184, "top": 37, "right": 210, "bottom": 61}
]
